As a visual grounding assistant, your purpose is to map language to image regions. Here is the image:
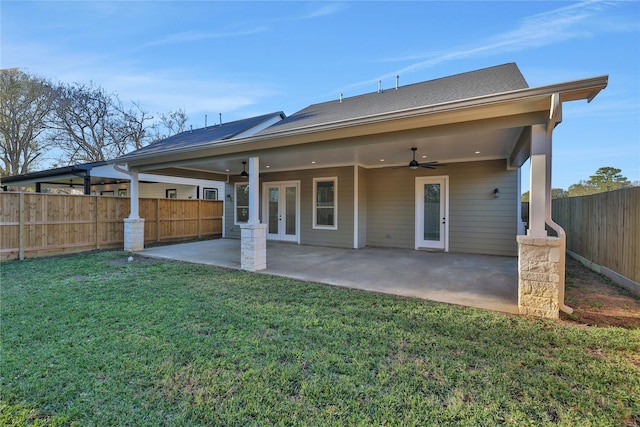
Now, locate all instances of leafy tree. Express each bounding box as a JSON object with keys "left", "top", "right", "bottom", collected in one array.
[
  {"left": 521, "top": 188, "right": 567, "bottom": 202},
  {"left": 567, "top": 167, "right": 633, "bottom": 196},
  {"left": 0, "top": 68, "right": 56, "bottom": 175}
]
